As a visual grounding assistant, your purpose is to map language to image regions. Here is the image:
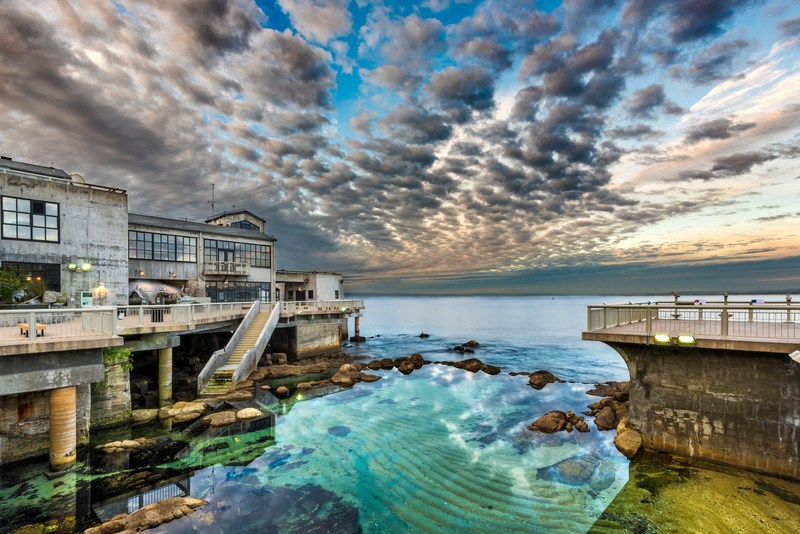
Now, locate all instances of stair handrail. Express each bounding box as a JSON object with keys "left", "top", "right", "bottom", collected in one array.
[
  {"left": 197, "top": 300, "right": 260, "bottom": 395},
  {"left": 232, "top": 302, "right": 281, "bottom": 384}
]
